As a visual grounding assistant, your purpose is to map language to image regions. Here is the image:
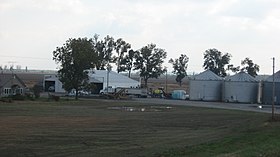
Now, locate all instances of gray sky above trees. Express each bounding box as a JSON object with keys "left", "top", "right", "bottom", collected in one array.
[{"left": 0, "top": 0, "right": 280, "bottom": 74}]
